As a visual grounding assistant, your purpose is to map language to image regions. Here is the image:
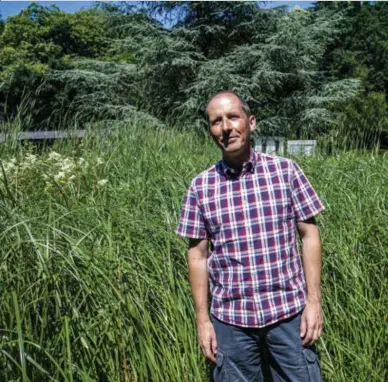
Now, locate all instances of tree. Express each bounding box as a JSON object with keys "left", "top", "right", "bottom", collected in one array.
[
  {"left": 145, "top": 1, "right": 265, "bottom": 58},
  {"left": 319, "top": 1, "right": 388, "bottom": 92},
  {"left": 316, "top": 1, "right": 388, "bottom": 147},
  {"left": 1, "top": 0, "right": 380, "bottom": 147},
  {"left": 0, "top": 13, "right": 4, "bottom": 35},
  {"left": 57, "top": 2, "right": 360, "bottom": 137},
  {"left": 174, "top": 6, "right": 360, "bottom": 136},
  {"left": 0, "top": 3, "right": 111, "bottom": 127},
  {"left": 105, "top": 2, "right": 280, "bottom": 125},
  {"left": 327, "top": 92, "right": 388, "bottom": 150}
]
